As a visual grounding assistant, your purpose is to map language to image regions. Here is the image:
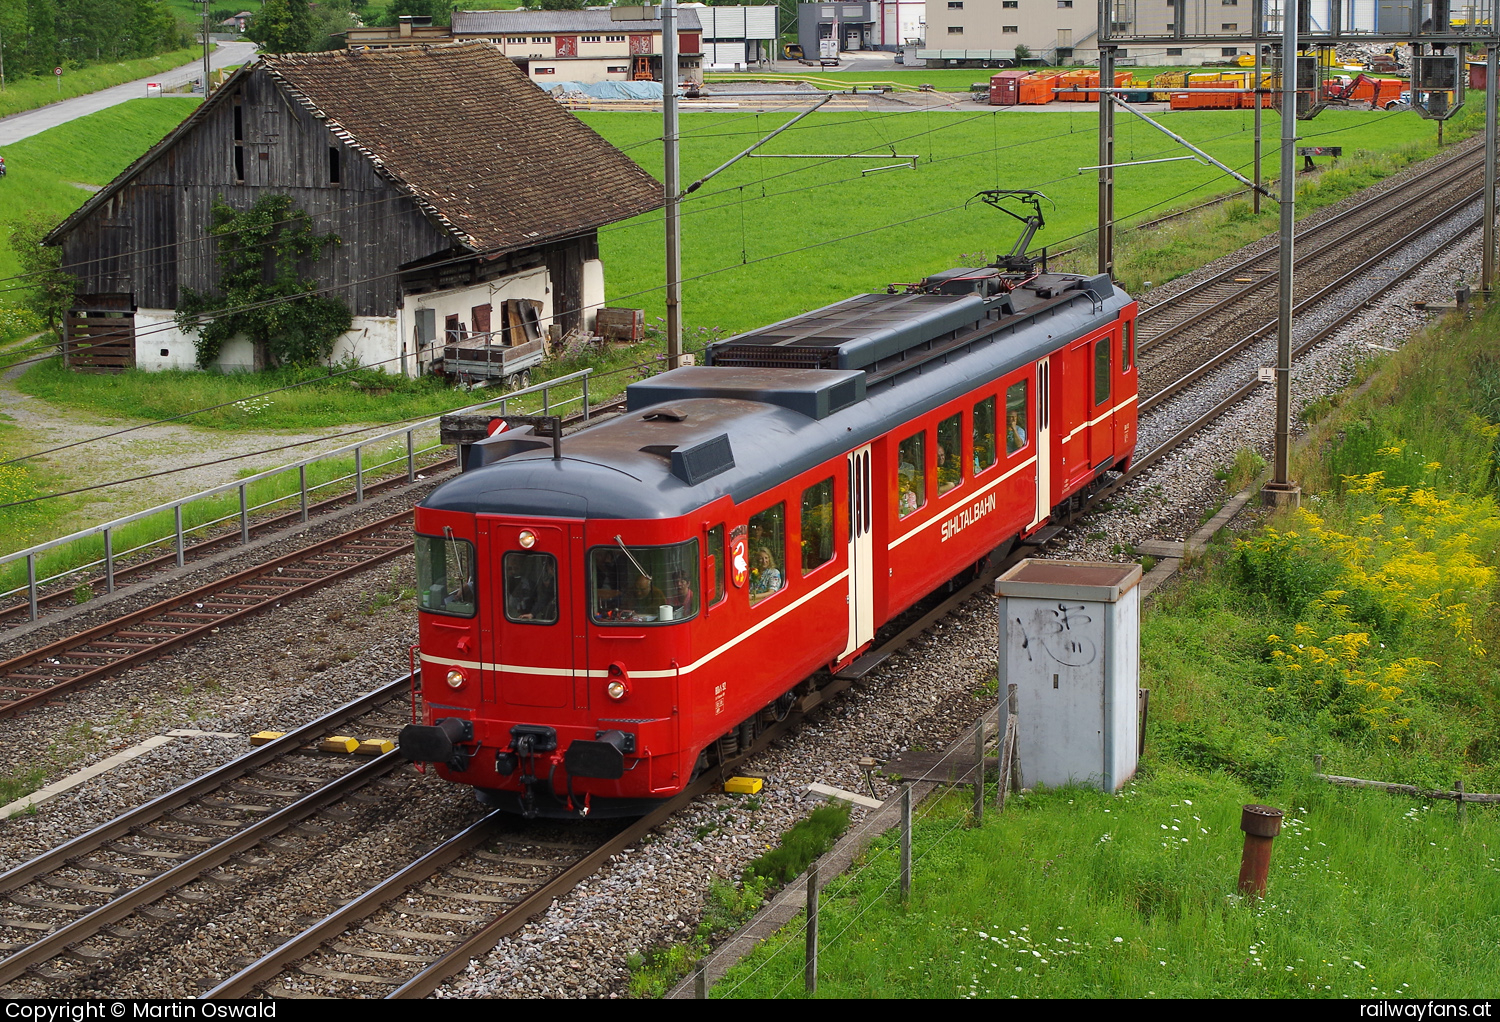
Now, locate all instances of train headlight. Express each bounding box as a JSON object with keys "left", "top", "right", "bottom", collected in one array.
[
  {"left": 446, "top": 669, "right": 466, "bottom": 689},
  {"left": 606, "top": 679, "right": 628, "bottom": 700},
  {"left": 518, "top": 530, "right": 537, "bottom": 549}
]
